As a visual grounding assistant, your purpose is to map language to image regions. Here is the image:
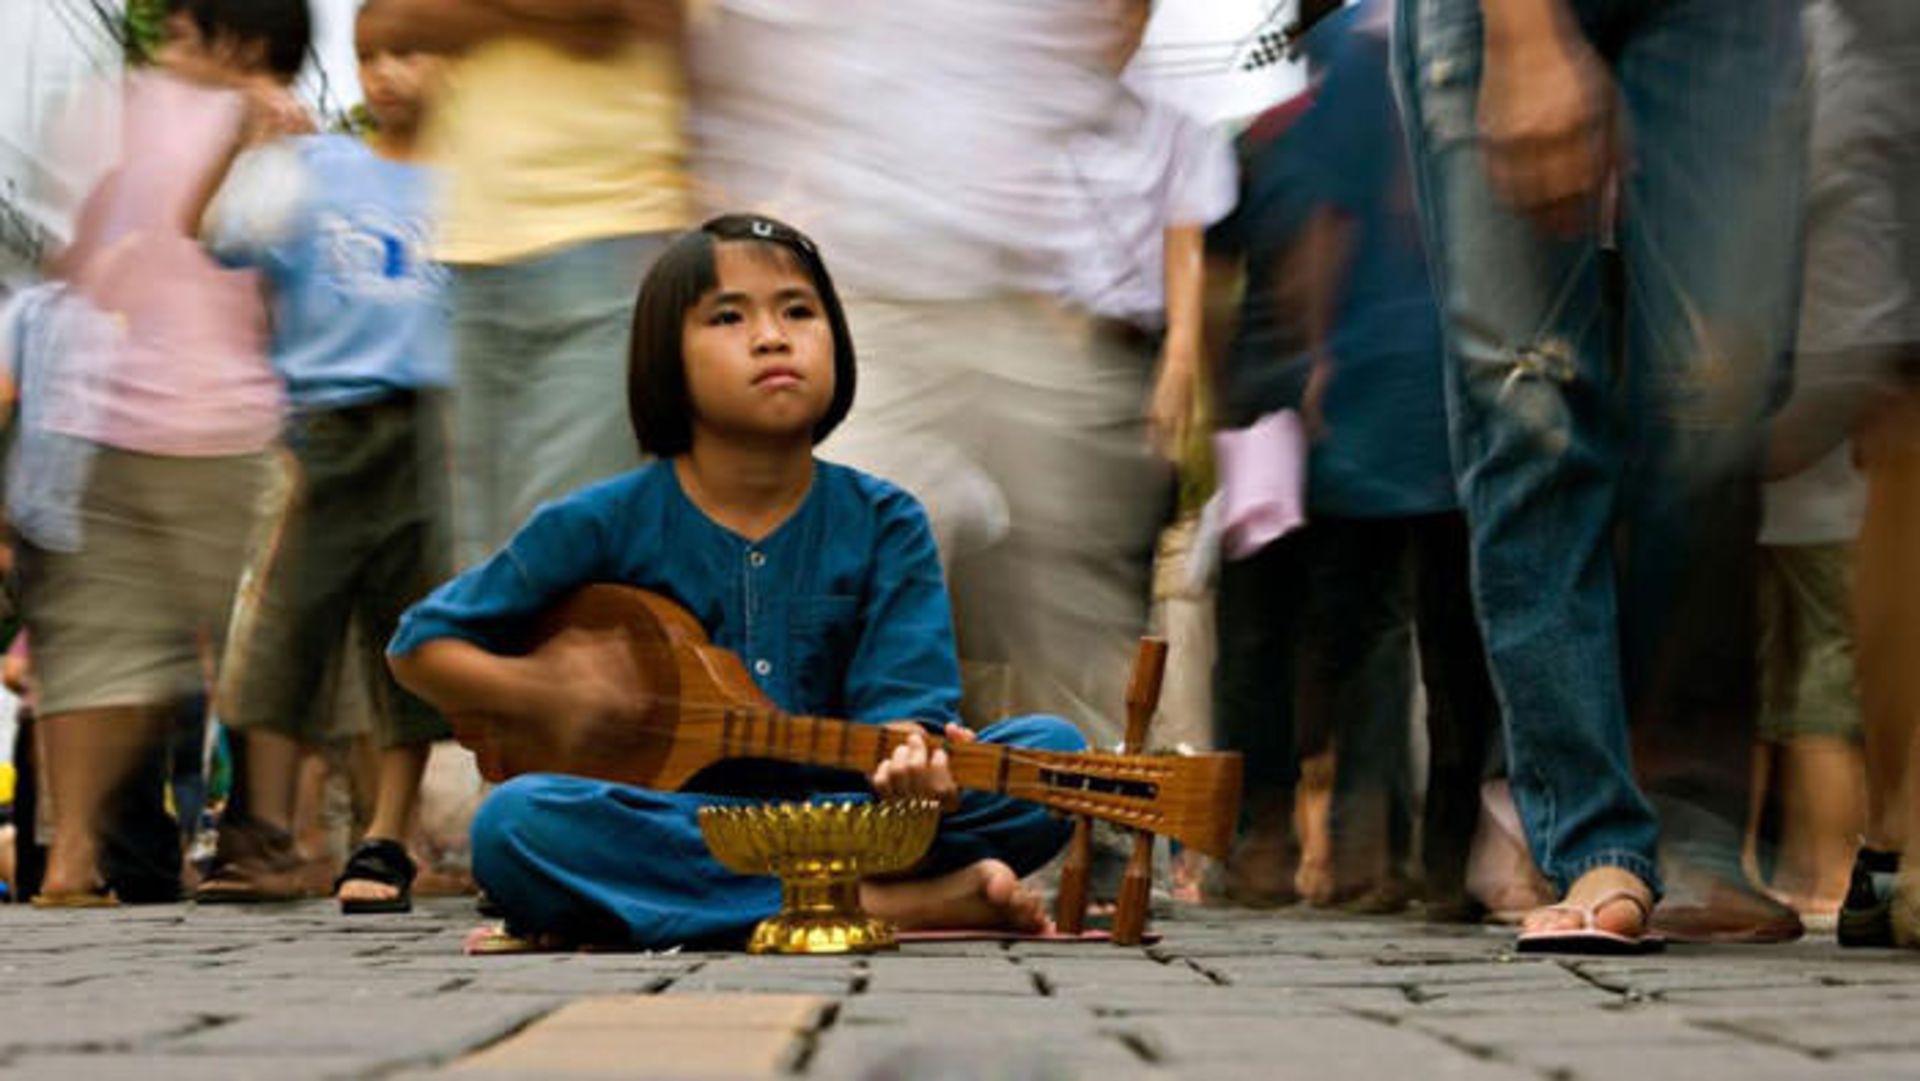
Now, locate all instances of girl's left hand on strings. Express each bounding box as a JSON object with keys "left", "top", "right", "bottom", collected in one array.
[{"left": 873, "top": 722, "right": 976, "bottom": 813}]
